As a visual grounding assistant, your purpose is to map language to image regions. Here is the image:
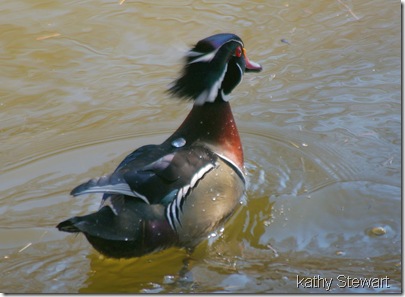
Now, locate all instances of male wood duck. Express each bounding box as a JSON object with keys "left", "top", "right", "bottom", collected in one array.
[{"left": 57, "top": 33, "right": 262, "bottom": 258}]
